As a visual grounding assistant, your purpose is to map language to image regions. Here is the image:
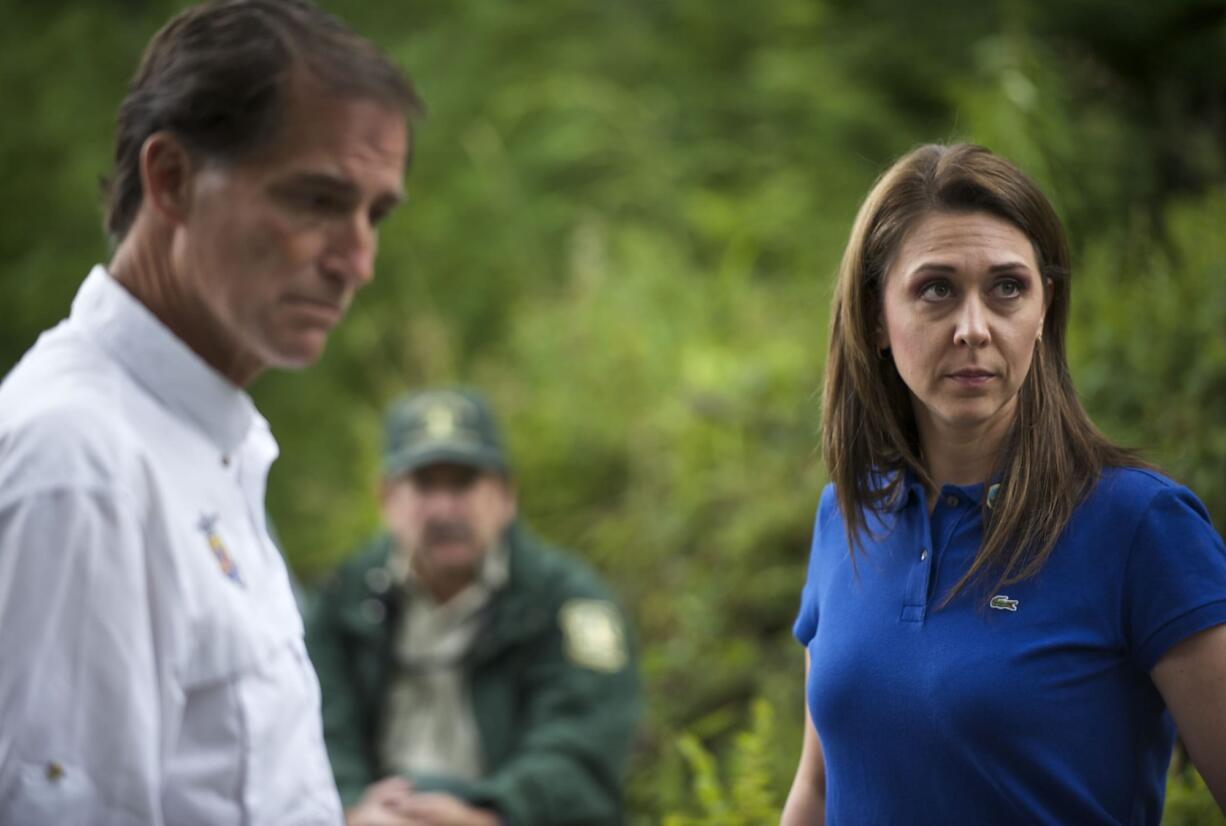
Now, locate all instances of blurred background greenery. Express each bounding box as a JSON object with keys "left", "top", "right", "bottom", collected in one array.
[{"left": 2, "top": 0, "right": 1224, "bottom": 821}]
